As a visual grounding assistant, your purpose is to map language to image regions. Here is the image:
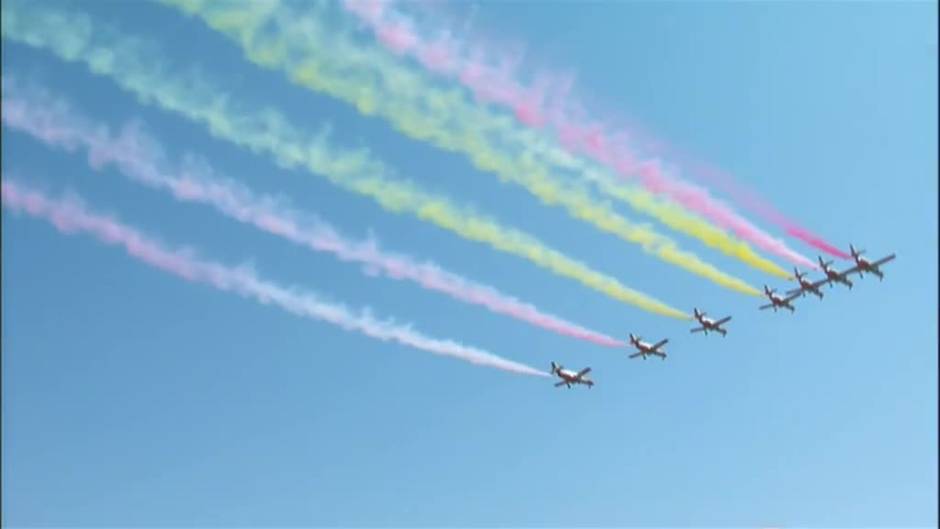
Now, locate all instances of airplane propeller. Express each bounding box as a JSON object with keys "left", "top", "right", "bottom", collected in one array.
[{"left": 793, "top": 267, "right": 809, "bottom": 281}]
